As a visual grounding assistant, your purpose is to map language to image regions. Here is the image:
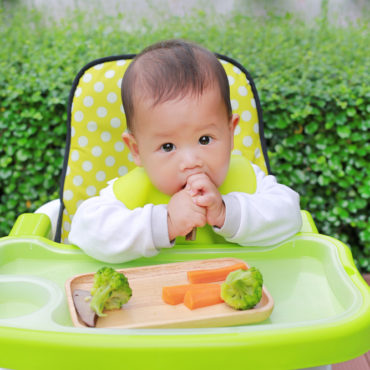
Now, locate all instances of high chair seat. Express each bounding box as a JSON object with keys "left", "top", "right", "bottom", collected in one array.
[{"left": 56, "top": 54, "right": 270, "bottom": 243}]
